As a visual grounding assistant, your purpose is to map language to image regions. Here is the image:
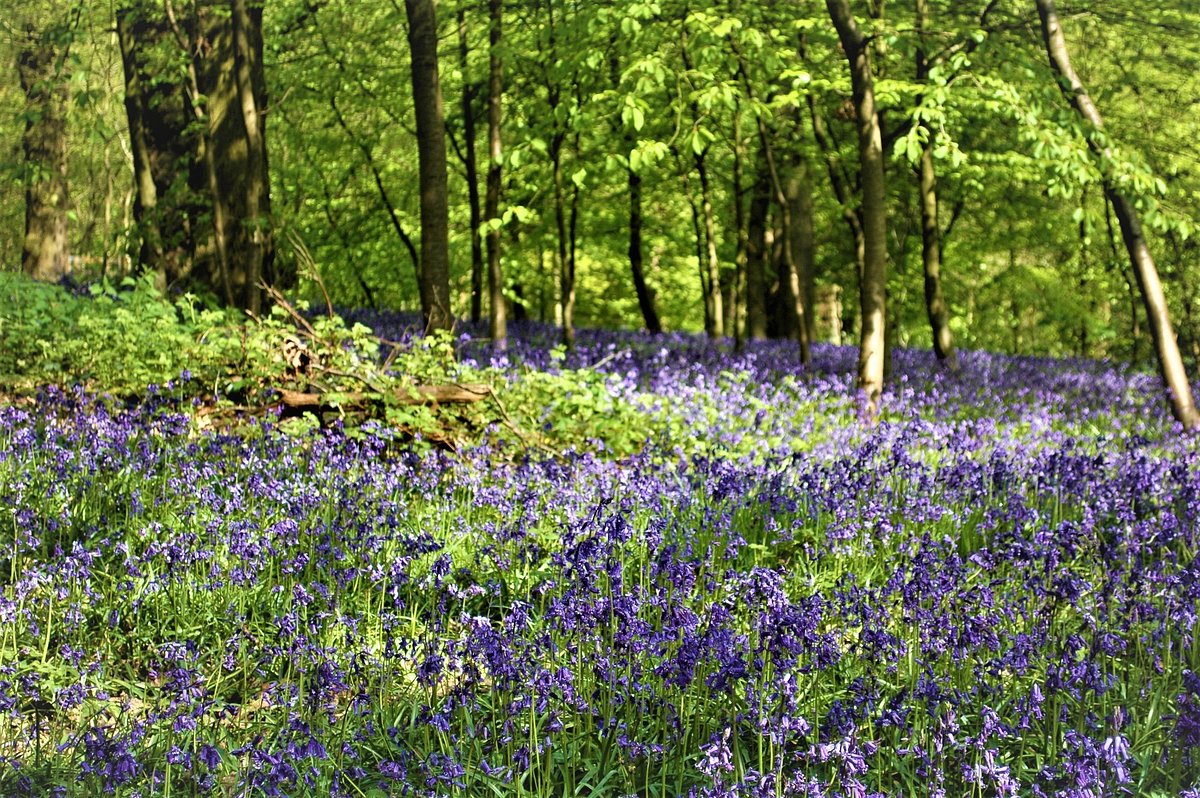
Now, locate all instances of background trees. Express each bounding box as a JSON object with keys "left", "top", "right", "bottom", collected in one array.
[{"left": 3, "top": 0, "right": 1200, "bottom": 400}]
